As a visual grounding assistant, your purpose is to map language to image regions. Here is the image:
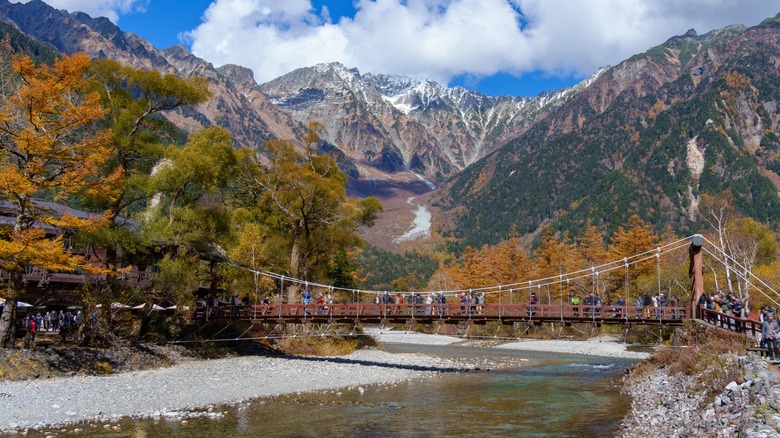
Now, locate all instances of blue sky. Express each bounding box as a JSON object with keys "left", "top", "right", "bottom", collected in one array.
[{"left": 32, "top": 1, "right": 780, "bottom": 97}]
